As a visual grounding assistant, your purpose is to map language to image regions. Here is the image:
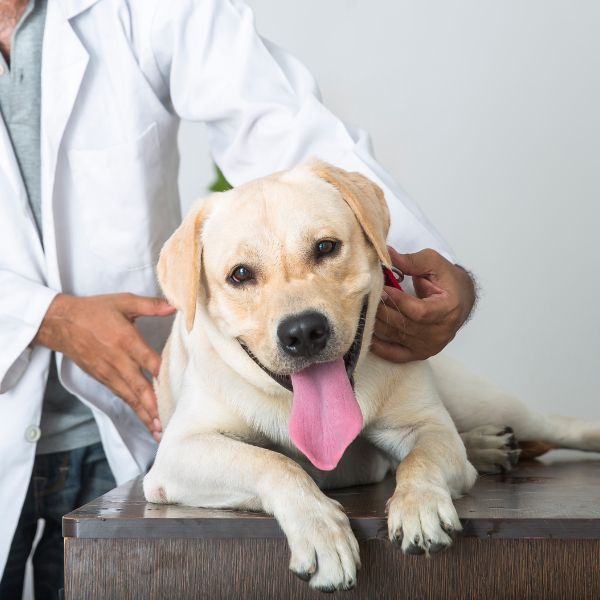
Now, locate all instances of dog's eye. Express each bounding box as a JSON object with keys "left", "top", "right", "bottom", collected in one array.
[
  {"left": 315, "top": 239, "right": 339, "bottom": 259},
  {"left": 229, "top": 265, "right": 254, "bottom": 284}
]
